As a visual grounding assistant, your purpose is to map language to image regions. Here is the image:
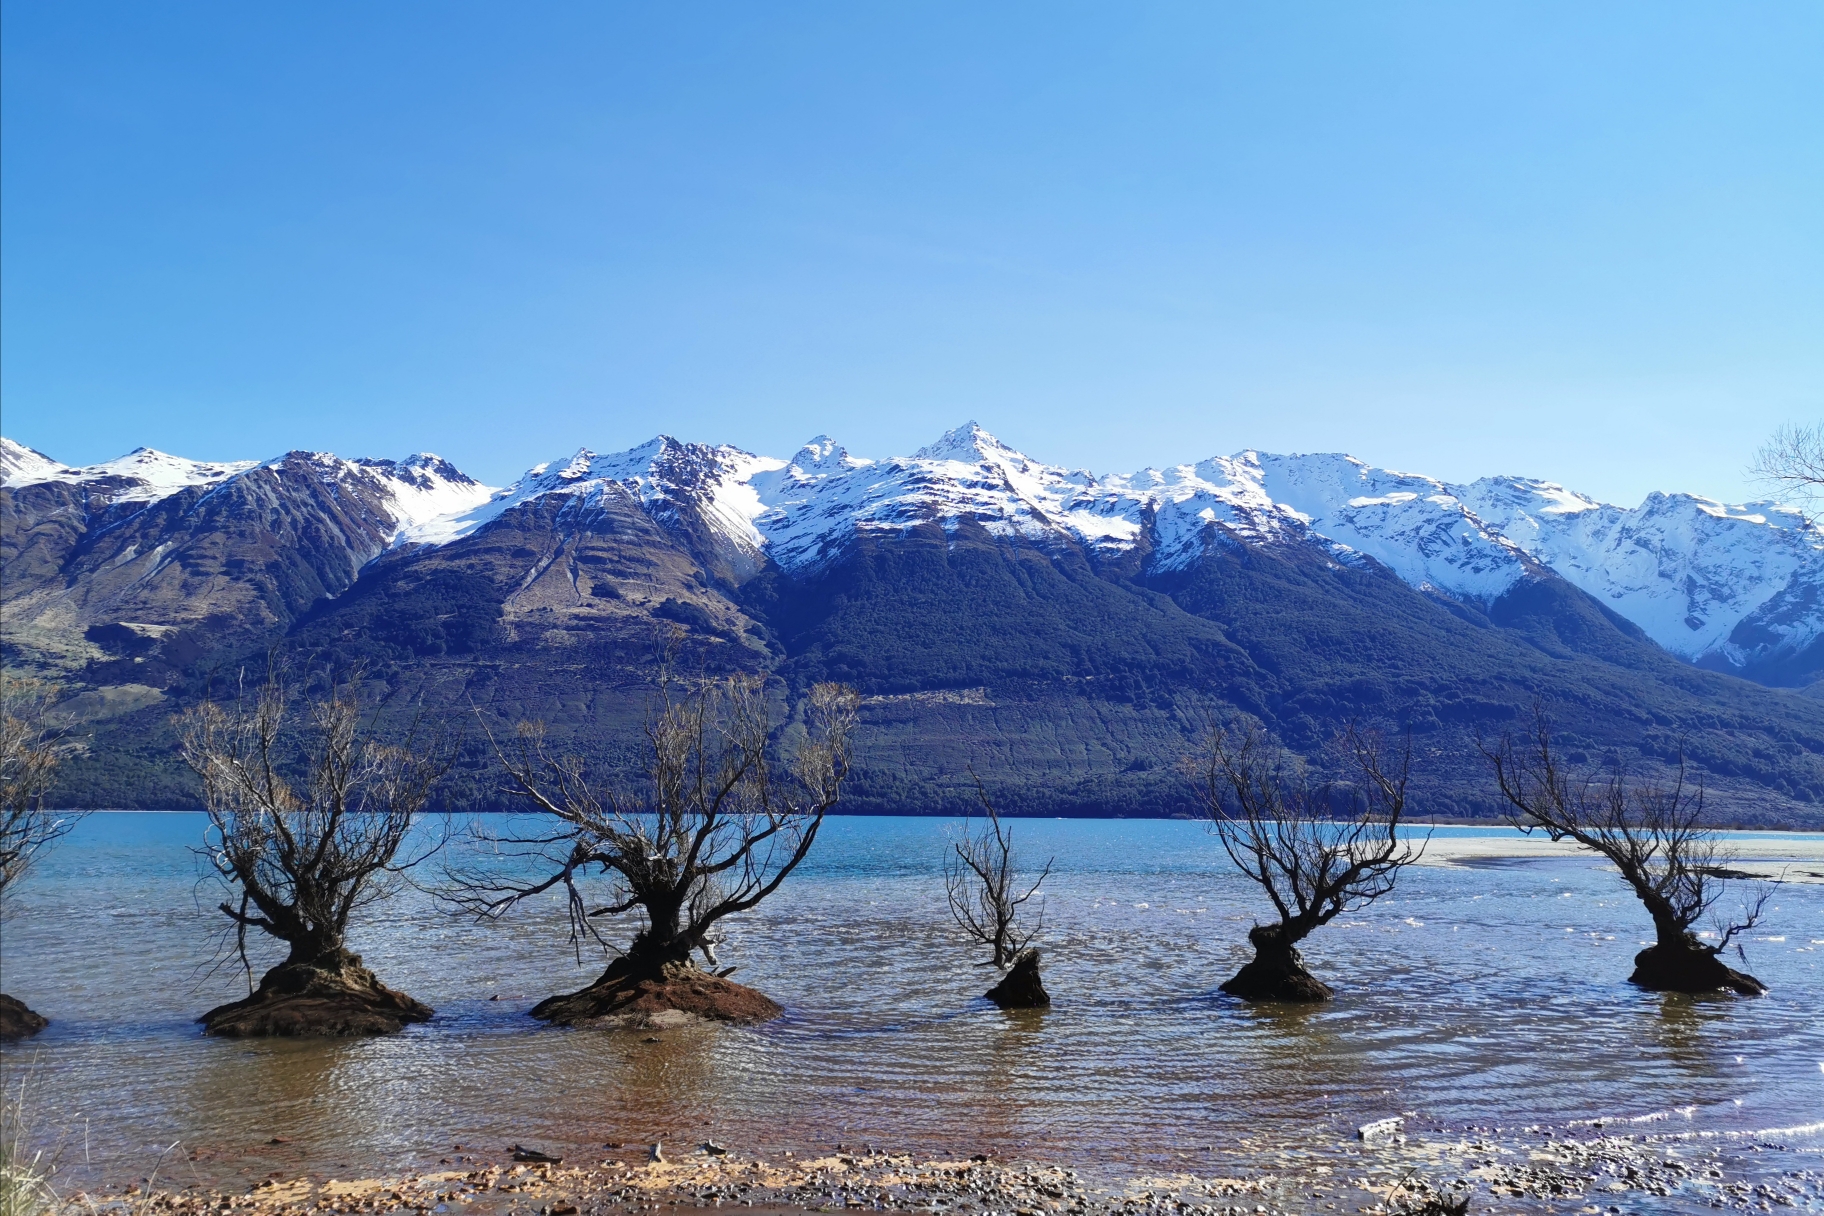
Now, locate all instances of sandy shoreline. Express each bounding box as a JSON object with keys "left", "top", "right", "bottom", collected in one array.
[
  {"left": 1412, "top": 829, "right": 1824, "bottom": 880},
  {"left": 53, "top": 1125, "right": 1824, "bottom": 1216}
]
